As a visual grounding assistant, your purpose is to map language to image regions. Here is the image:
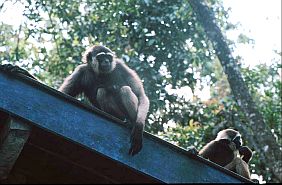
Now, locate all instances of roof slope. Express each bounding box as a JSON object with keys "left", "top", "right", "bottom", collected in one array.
[{"left": 0, "top": 69, "right": 252, "bottom": 183}]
